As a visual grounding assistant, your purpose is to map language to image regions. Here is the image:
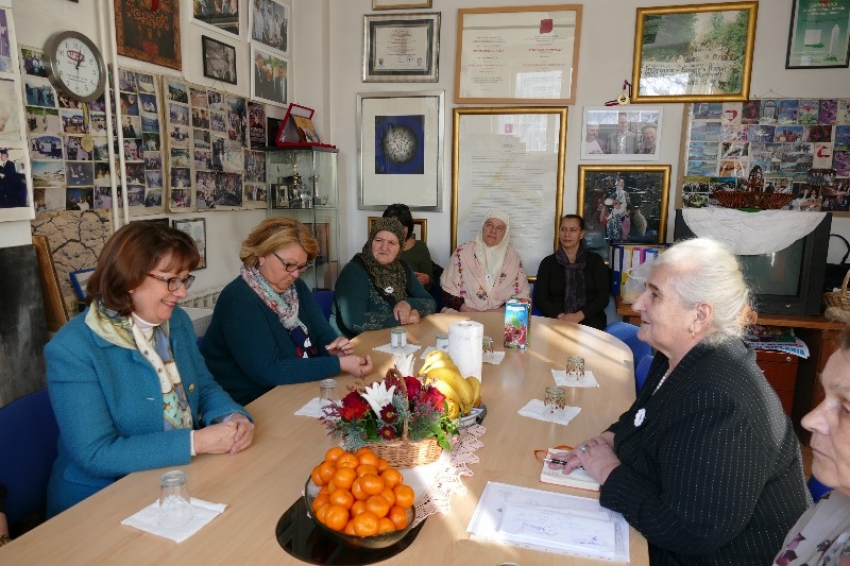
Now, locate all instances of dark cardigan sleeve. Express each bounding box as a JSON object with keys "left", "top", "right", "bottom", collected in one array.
[{"left": 534, "top": 255, "right": 562, "bottom": 318}]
